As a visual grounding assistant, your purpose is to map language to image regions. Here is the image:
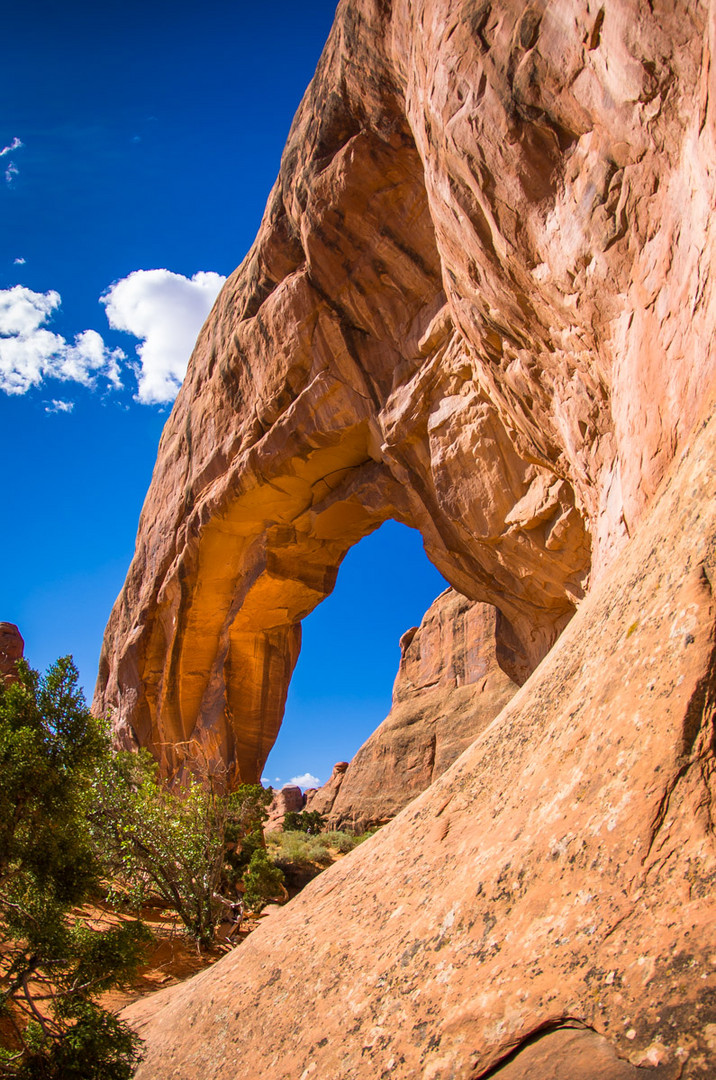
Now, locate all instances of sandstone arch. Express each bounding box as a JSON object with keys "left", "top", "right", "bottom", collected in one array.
[
  {"left": 99, "top": 0, "right": 716, "bottom": 1075},
  {"left": 97, "top": 0, "right": 715, "bottom": 795}
]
